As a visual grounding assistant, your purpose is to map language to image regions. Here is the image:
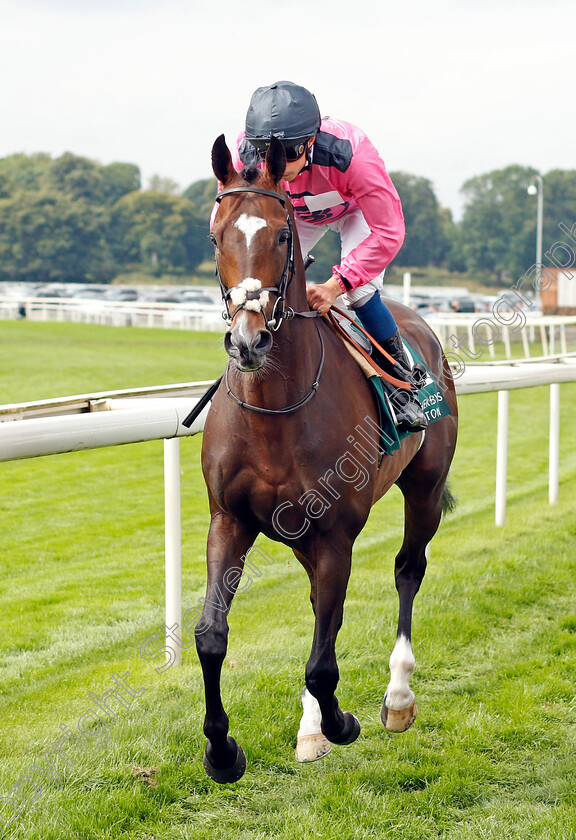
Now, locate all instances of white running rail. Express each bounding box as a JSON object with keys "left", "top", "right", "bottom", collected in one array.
[{"left": 2, "top": 357, "right": 575, "bottom": 663}]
